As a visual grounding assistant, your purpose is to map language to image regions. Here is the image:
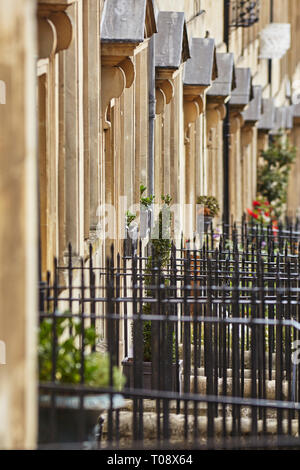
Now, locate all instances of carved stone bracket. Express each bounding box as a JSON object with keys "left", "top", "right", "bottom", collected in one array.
[
  {"left": 38, "top": 18, "right": 57, "bottom": 59},
  {"left": 37, "top": 0, "right": 75, "bottom": 59},
  {"left": 218, "top": 103, "right": 227, "bottom": 120},
  {"left": 119, "top": 58, "right": 135, "bottom": 89},
  {"left": 183, "top": 85, "right": 207, "bottom": 131},
  {"left": 101, "top": 66, "right": 126, "bottom": 128},
  {"left": 229, "top": 110, "right": 245, "bottom": 134},
  {"left": 184, "top": 100, "right": 200, "bottom": 130},
  {"left": 206, "top": 103, "right": 227, "bottom": 130},
  {"left": 155, "top": 79, "right": 175, "bottom": 115},
  {"left": 156, "top": 79, "right": 174, "bottom": 105},
  {"left": 154, "top": 68, "right": 177, "bottom": 115},
  {"left": 49, "top": 11, "right": 73, "bottom": 53},
  {"left": 101, "top": 47, "right": 137, "bottom": 127},
  {"left": 241, "top": 123, "right": 254, "bottom": 147},
  {"left": 156, "top": 88, "right": 166, "bottom": 115},
  {"left": 193, "top": 96, "right": 205, "bottom": 115}
]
